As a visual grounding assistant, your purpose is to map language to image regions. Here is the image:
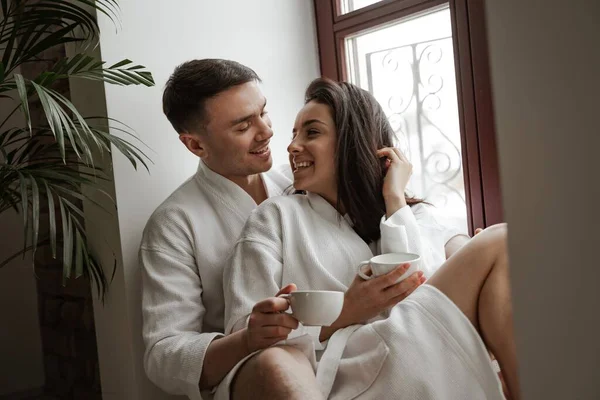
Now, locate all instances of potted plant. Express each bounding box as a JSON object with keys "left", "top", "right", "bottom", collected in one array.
[{"left": 0, "top": 0, "right": 153, "bottom": 299}]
